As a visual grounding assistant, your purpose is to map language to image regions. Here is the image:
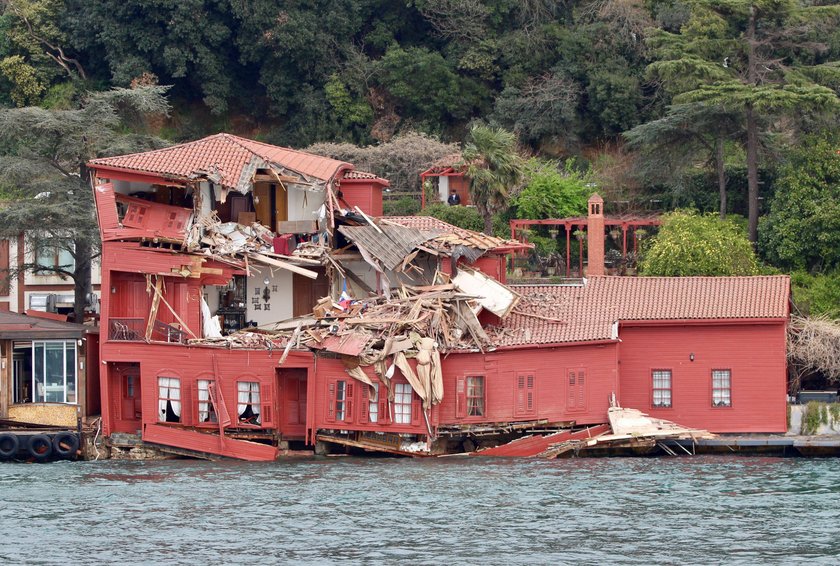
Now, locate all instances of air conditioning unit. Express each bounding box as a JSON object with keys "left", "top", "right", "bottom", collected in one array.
[
  {"left": 29, "top": 293, "right": 57, "bottom": 312},
  {"left": 54, "top": 294, "right": 75, "bottom": 309}
]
